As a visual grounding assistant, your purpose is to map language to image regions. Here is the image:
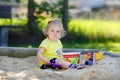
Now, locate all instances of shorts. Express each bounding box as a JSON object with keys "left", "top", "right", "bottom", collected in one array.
[{"left": 50, "top": 58, "right": 56, "bottom": 63}]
